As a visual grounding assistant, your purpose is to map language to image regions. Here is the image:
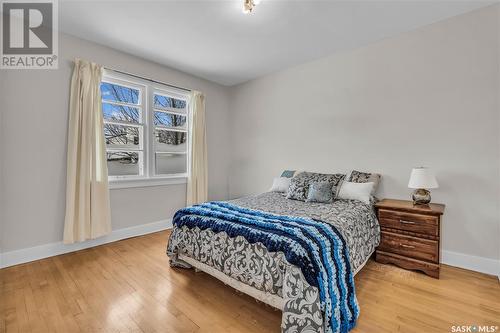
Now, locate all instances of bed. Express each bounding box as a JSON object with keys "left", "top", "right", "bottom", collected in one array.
[{"left": 167, "top": 191, "right": 380, "bottom": 333}]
